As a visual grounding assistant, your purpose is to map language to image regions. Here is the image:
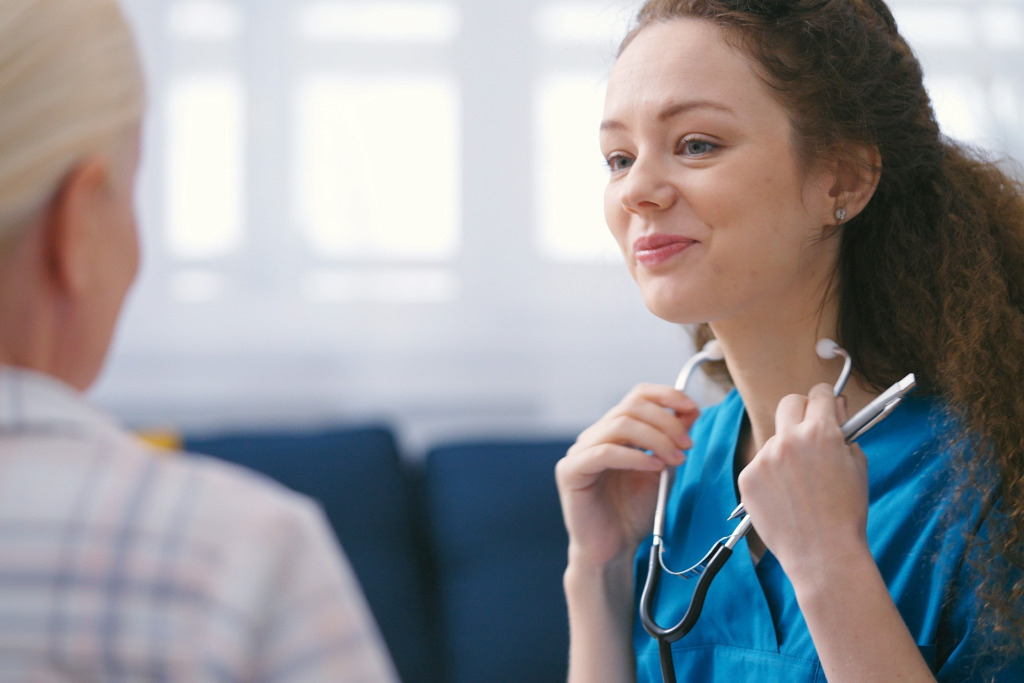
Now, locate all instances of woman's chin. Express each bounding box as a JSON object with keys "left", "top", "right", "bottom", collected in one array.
[{"left": 641, "top": 296, "right": 707, "bottom": 326}]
